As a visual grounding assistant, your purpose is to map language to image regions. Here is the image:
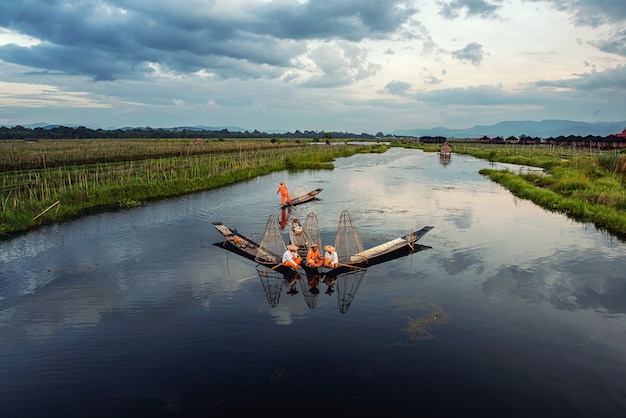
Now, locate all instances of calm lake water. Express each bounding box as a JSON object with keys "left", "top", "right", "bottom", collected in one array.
[{"left": 1, "top": 147, "right": 625, "bottom": 417}]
